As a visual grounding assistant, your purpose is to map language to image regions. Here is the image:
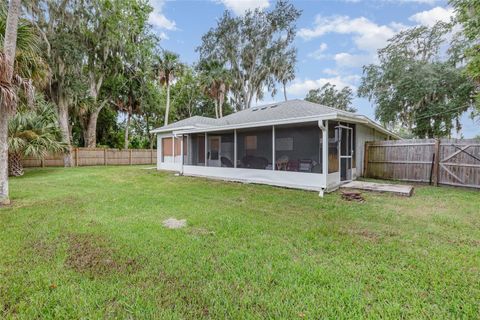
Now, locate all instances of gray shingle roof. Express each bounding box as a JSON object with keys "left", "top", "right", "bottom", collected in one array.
[
  {"left": 157, "top": 115, "right": 220, "bottom": 131},
  {"left": 153, "top": 99, "right": 356, "bottom": 132}
]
